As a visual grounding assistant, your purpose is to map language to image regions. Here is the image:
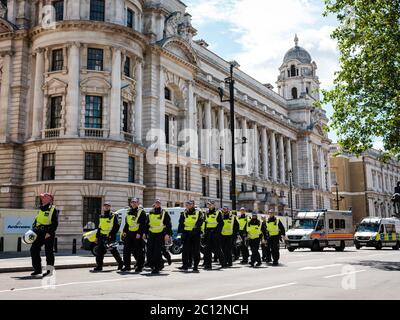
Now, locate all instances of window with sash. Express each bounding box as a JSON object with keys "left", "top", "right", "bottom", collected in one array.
[
  {"left": 90, "top": 0, "right": 105, "bottom": 21},
  {"left": 124, "top": 56, "right": 131, "bottom": 77},
  {"left": 53, "top": 1, "right": 64, "bottom": 21},
  {"left": 48, "top": 96, "right": 62, "bottom": 129},
  {"left": 51, "top": 49, "right": 64, "bottom": 71},
  {"left": 127, "top": 8, "right": 135, "bottom": 28},
  {"left": 87, "top": 48, "right": 103, "bottom": 71},
  {"left": 84, "top": 153, "right": 103, "bottom": 180},
  {"left": 129, "top": 157, "right": 135, "bottom": 183},
  {"left": 41, "top": 153, "right": 55, "bottom": 181},
  {"left": 85, "top": 96, "right": 103, "bottom": 128}
]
